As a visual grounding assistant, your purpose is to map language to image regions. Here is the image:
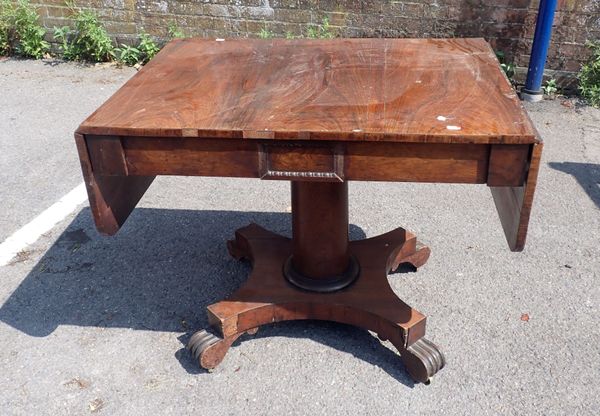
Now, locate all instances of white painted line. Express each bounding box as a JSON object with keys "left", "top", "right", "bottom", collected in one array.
[{"left": 0, "top": 183, "right": 88, "bottom": 266}]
